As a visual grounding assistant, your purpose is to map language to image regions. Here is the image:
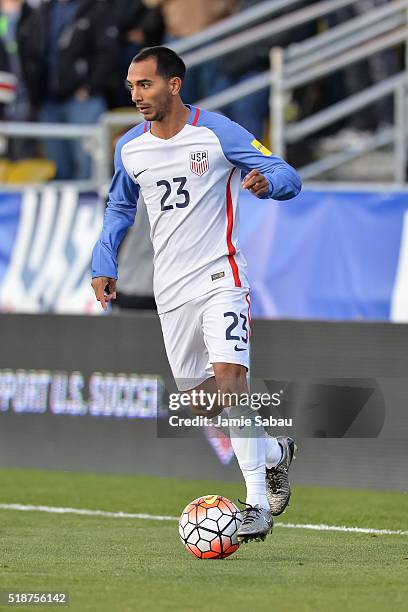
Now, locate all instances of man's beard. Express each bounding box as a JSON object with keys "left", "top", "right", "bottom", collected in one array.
[{"left": 151, "top": 97, "right": 171, "bottom": 122}]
